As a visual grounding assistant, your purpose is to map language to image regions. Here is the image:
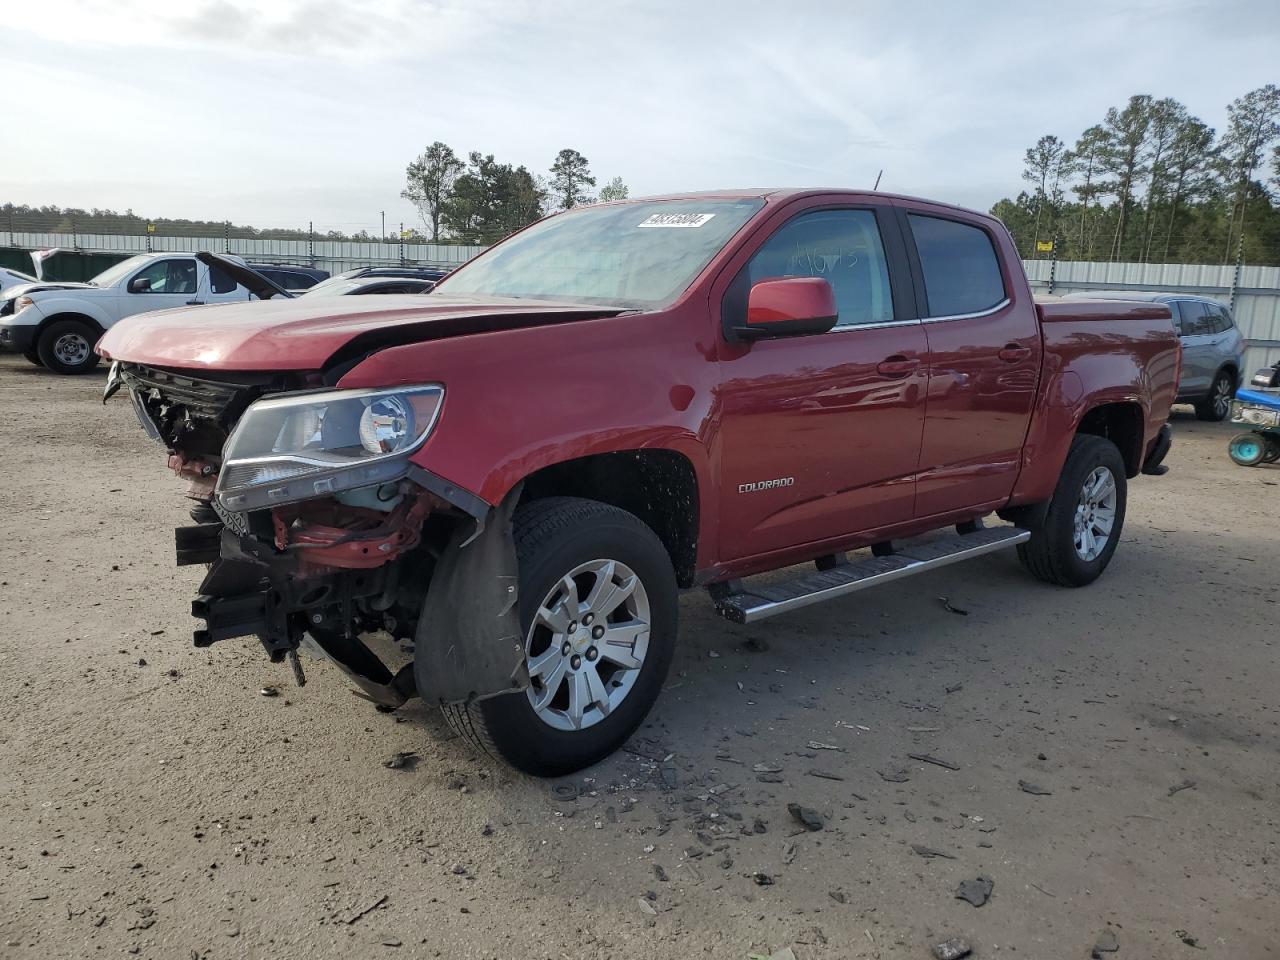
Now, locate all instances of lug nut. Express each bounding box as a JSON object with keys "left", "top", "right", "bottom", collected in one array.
[
  {"left": 586, "top": 647, "right": 598, "bottom": 661},
  {"left": 583, "top": 613, "right": 594, "bottom": 626},
  {"left": 570, "top": 655, "right": 582, "bottom": 670},
  {"left": 561, "top": 641, "right": 572, "bottom": 656},
  {"left": 568, "top": 621, "right": 578, "bottom": 633},
  {"left": 592, "top": 625, "right": 605, "bottom": 640}
]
